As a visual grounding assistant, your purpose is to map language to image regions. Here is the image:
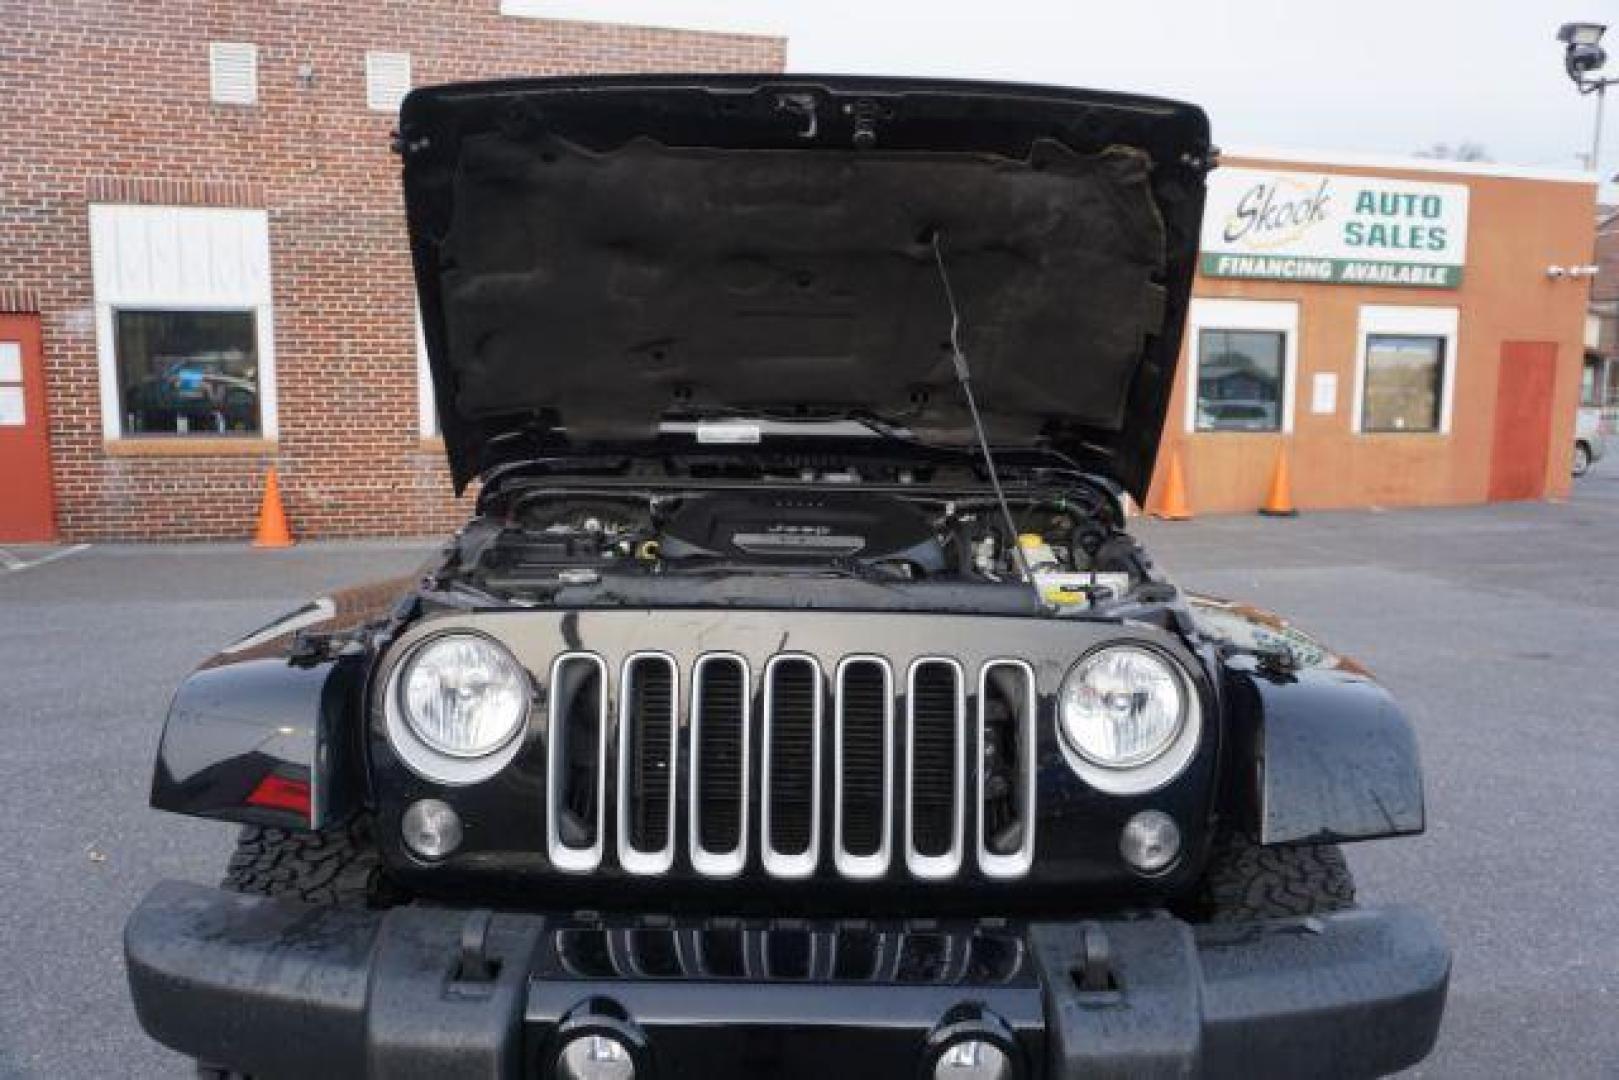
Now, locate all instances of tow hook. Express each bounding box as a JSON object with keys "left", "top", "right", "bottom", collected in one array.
[{"left": 451, "top": 909, "right": 500, "bottom": 988}]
